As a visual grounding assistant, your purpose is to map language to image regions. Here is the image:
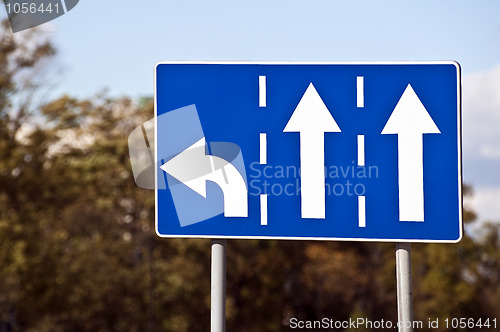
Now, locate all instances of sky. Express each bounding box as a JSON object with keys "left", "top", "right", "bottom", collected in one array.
[{"left": 7, "top": 0, "right": 500, "bottom": 221}]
